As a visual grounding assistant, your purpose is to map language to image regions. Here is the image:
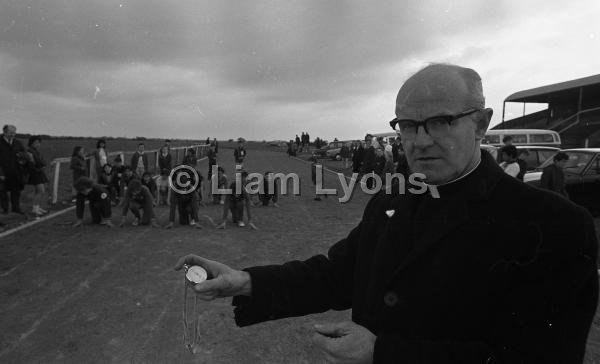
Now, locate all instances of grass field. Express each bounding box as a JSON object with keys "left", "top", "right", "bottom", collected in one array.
[{"left": 1, "top": 146, "right": 600, "bottom": 363}]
